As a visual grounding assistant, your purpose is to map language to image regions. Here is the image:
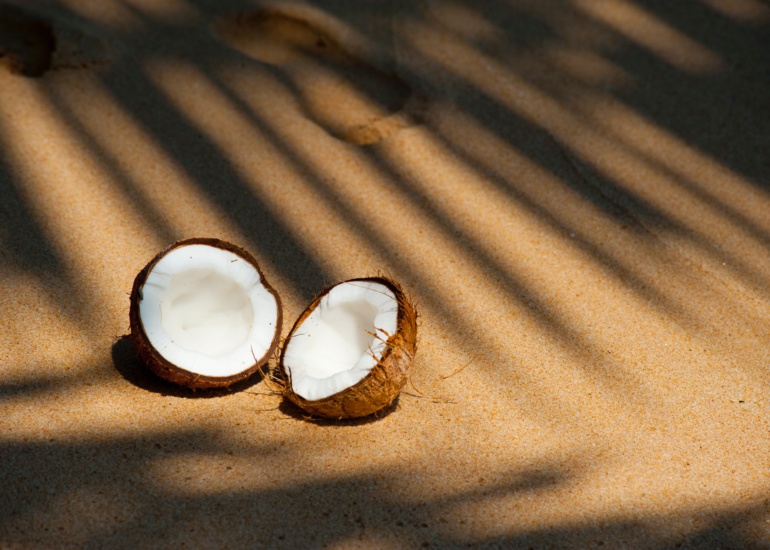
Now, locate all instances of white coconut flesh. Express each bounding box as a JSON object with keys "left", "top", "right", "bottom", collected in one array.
[
  {"left": 137, "top": 244, "right": 279, "bottom": 377},
  {"left": 283, "top": 281, "right": 399, "bottom": 401}
]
